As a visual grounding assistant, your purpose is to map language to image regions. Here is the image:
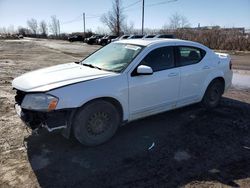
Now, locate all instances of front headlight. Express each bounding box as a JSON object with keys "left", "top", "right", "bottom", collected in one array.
[{"left": 21, "top": 93, "right": 58, "bottom": 112}]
